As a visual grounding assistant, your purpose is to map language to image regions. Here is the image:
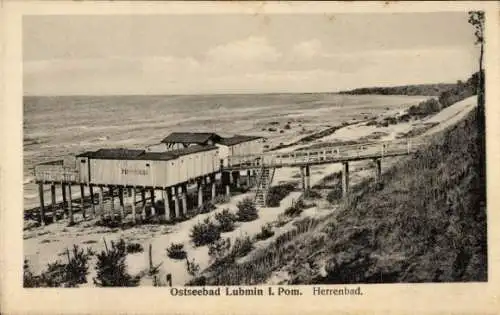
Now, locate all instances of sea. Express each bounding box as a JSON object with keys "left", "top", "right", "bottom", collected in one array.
[{"left": 23, "top": 93, "right": 428, "bottom": 209}]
